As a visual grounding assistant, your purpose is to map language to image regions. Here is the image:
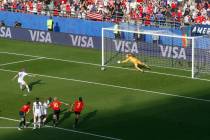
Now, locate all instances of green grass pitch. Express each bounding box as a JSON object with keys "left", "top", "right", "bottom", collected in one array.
[{"left": 0, "top": 38, "right": 210, "bottom": 140}]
